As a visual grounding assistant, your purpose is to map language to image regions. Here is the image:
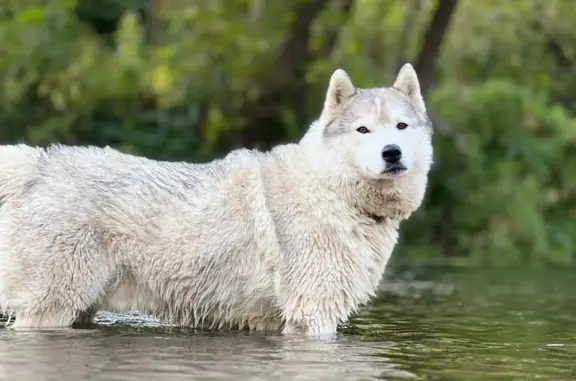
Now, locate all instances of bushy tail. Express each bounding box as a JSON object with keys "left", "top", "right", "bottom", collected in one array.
[{"left": 0, "top": 144, "right": 42, "bottom": 203}]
